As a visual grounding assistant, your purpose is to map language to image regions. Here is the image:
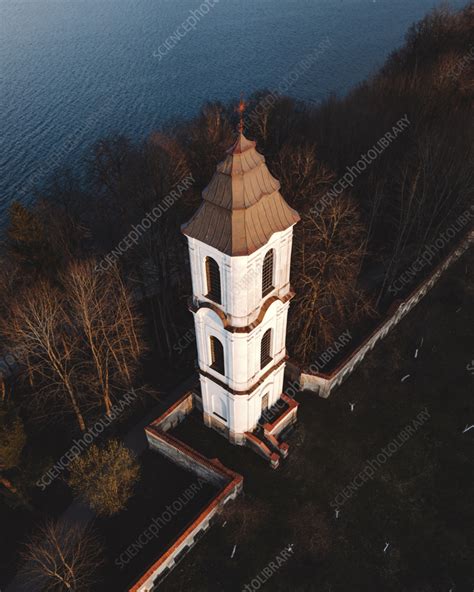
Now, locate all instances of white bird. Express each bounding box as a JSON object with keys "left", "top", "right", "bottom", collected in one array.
[
  {"left": 462, "top": 424, "right": 474, "bottom": 434},
  {"left": 230, "top": 544, "right": 237, "bottom": 558},
  {"left": 401, "top": 374, "right": 410, "bottom": 382},
  {"left": 222, "top": 521, "right": 227, "bottom": 528},
  {"left": 349, "top": 402, "right": 355, "bottom": 412},
  {"left": 335, "top": 509, "right": 340, "bottom": 519},
  {"left": 414, "top": 348, "right": 419, "bottom": 359},
  {"left": 383, "top": 542, "right": 390, "bottom": 553}
]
